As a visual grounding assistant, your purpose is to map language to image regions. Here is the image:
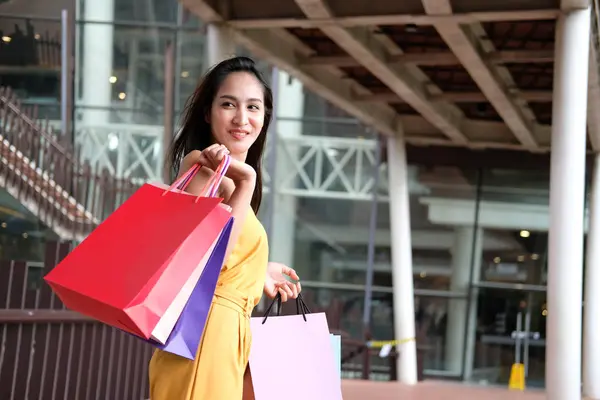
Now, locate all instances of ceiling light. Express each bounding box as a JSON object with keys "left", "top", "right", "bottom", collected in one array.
[
  {"left": 404, "top": 24, "right": 418, "bottom": 33},
  {"left": 520, "top": 230, "right": 530, "bottom": 238}
]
